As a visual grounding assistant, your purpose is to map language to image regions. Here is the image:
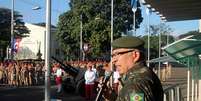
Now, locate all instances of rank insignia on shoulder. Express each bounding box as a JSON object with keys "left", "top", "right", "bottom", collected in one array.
[{"left": 130, "top": 93, "right": 144, "bottom": 101}]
